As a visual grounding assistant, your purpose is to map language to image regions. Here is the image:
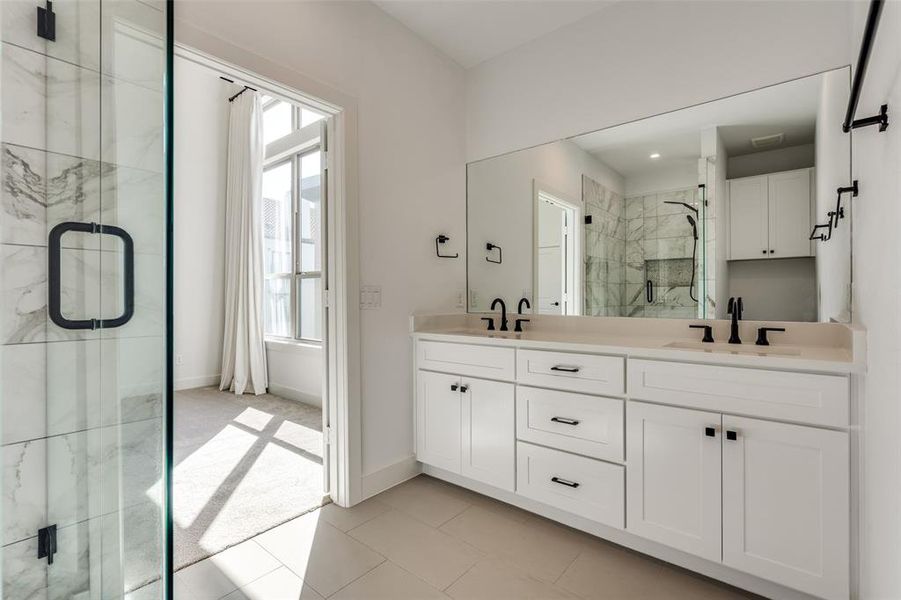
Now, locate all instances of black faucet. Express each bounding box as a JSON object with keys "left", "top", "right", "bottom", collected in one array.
[
  {"left": 491, "top": 298, "right": 509, "bottom": 332},
  {"left": 727, "top": 297, "right": 743, "bottom": 344},
  {"left": 518, "top": 297, "right": 531, "bottom": 314}
]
